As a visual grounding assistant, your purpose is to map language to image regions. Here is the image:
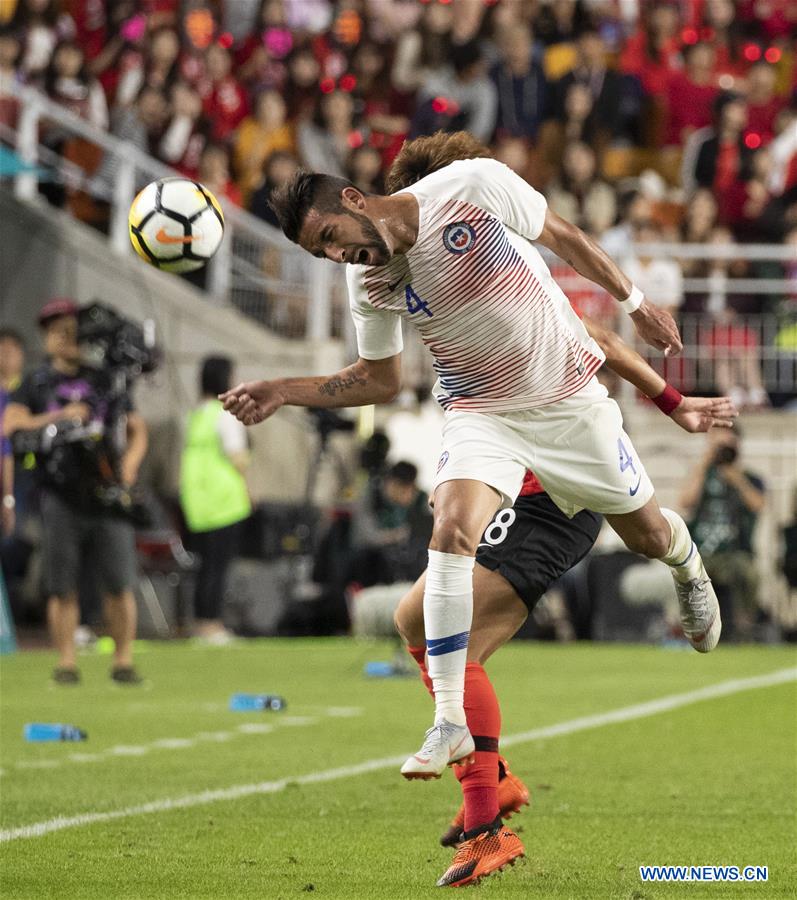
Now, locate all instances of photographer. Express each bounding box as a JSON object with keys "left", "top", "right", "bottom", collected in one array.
[
  {"left": 680, "top": 426, "right": 765, "bottom": 639},
  {"left": 3, "top": 299, "right": 148, "bottom": 684}
]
